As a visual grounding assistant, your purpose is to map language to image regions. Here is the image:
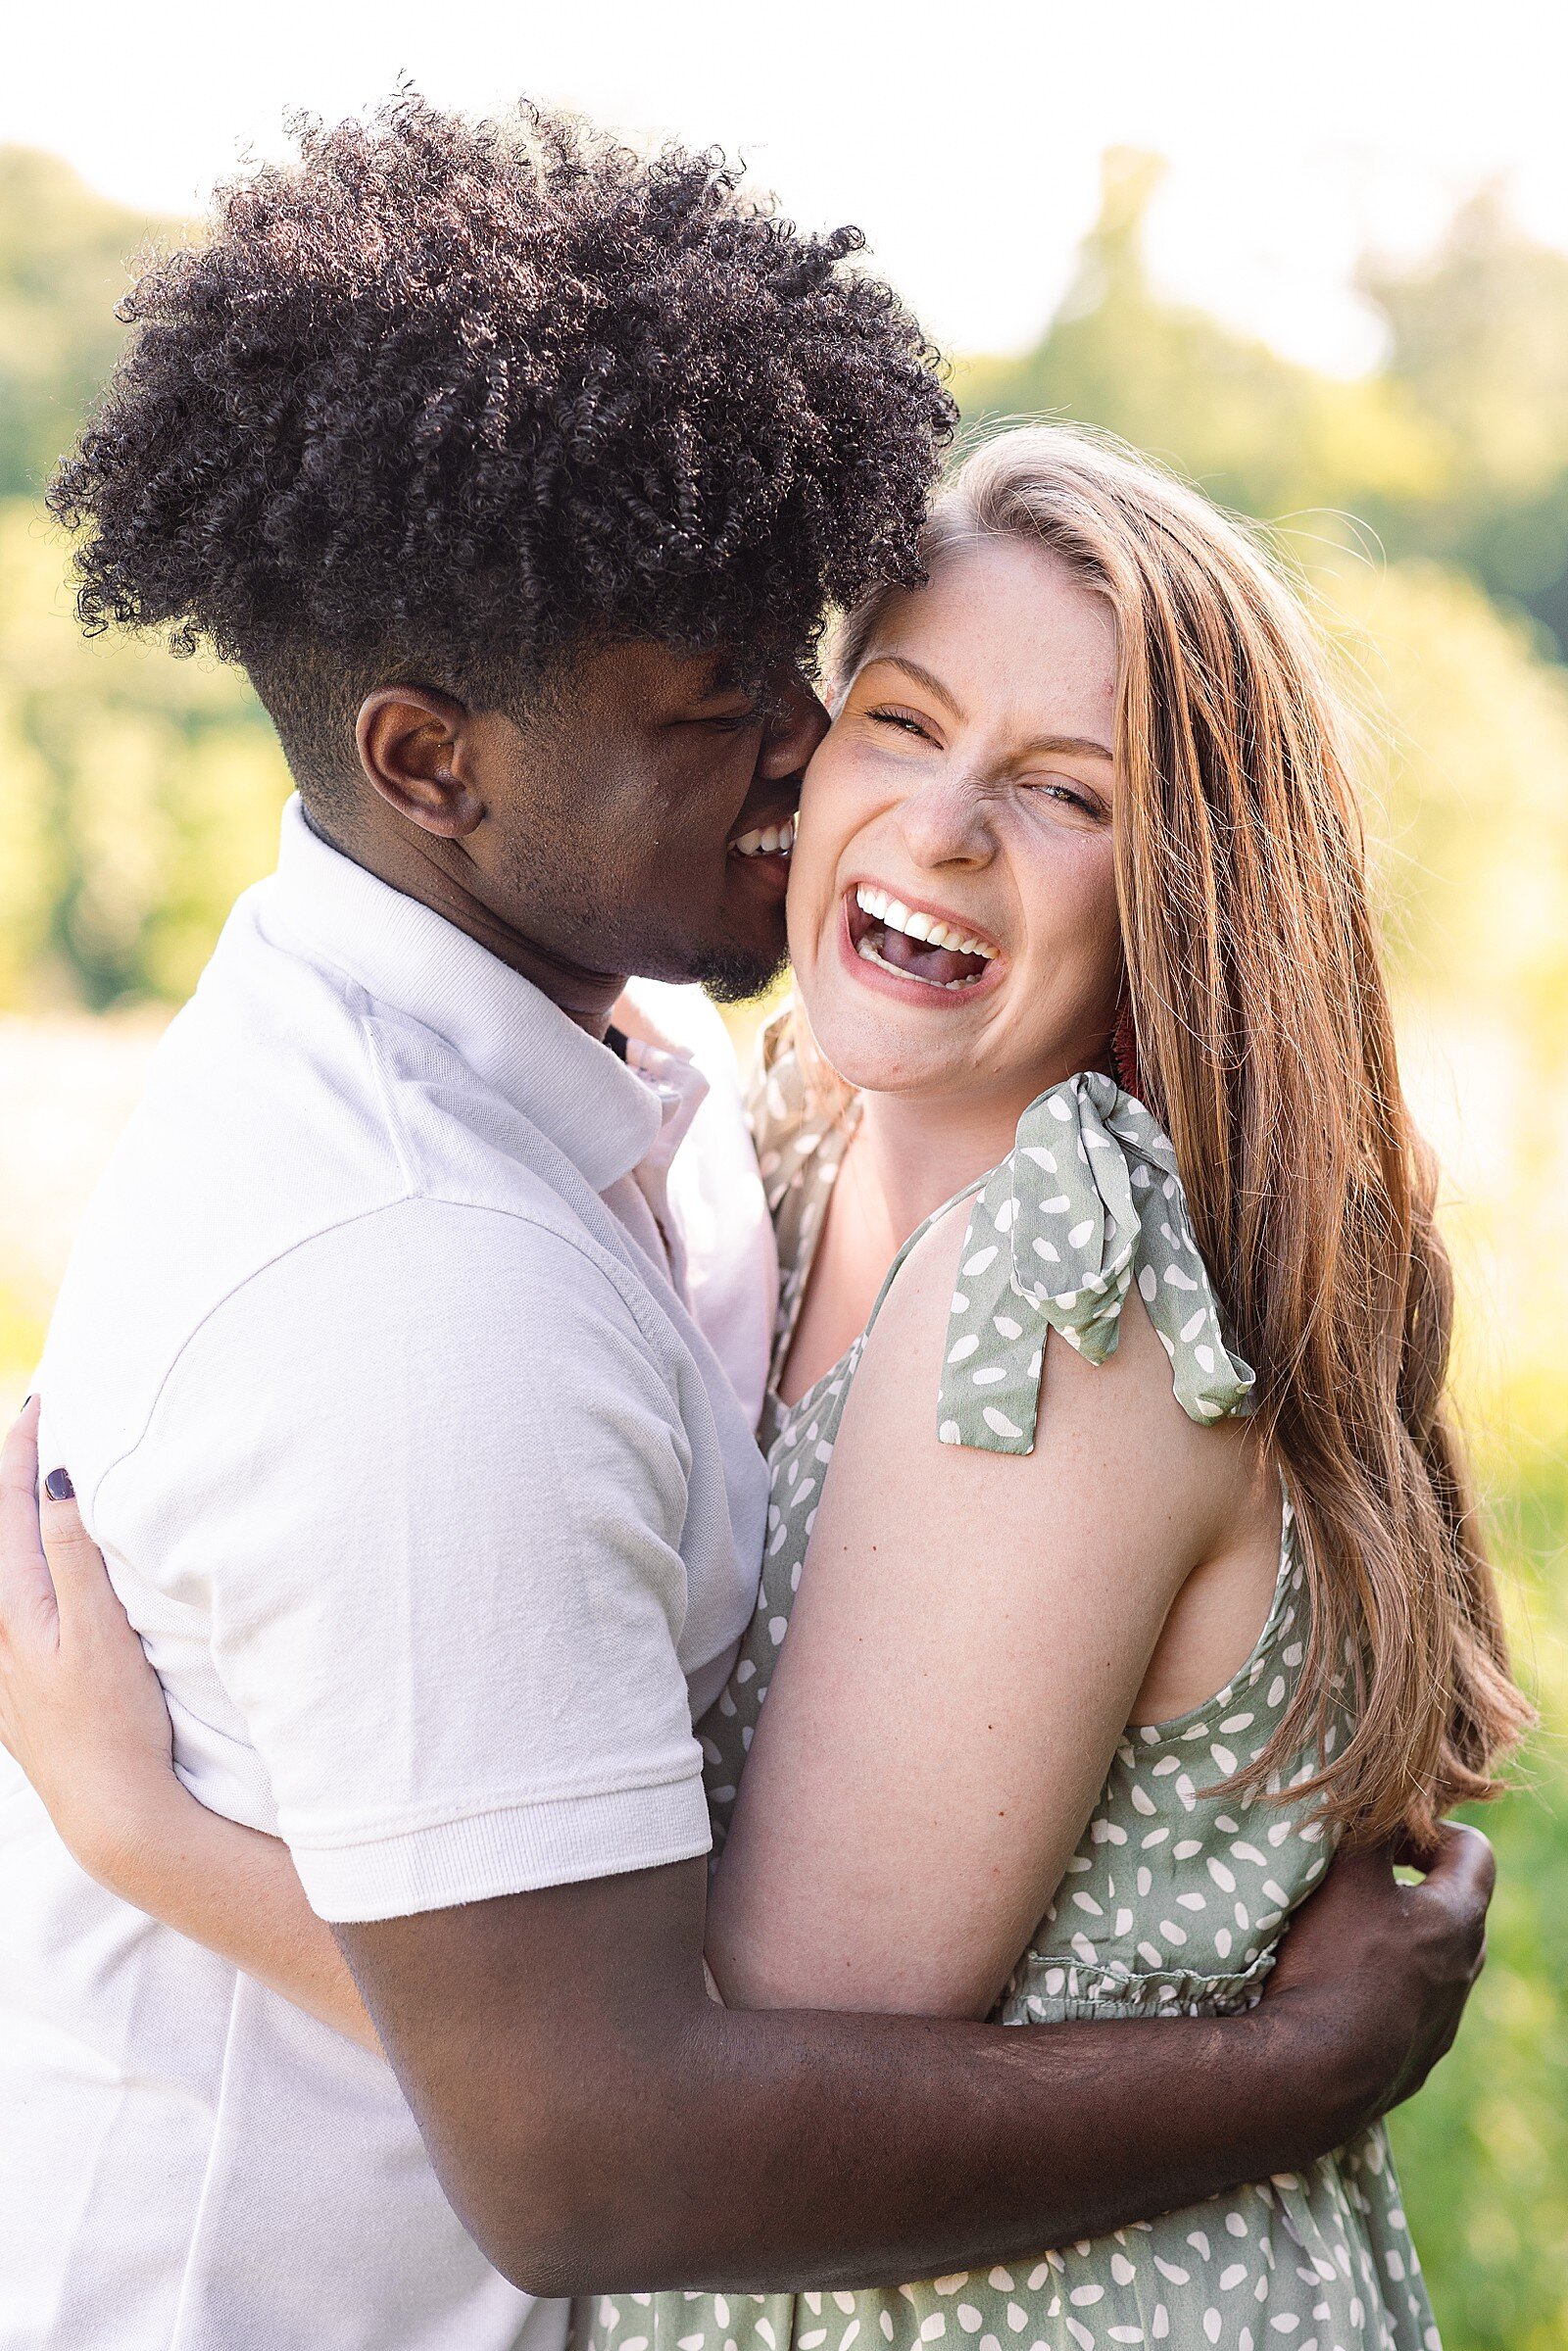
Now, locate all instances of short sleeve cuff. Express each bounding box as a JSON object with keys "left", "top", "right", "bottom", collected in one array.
[{"left": 292, "top": 1771, "right": 713, "bottom": 1924}]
